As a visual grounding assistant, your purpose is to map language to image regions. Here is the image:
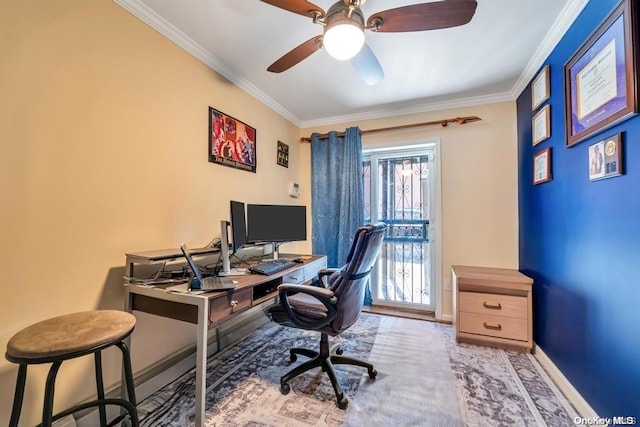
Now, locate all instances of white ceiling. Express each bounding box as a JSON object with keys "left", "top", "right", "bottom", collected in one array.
[{"left": 115, "top": 0, "right": 587, "bottom": 127}]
